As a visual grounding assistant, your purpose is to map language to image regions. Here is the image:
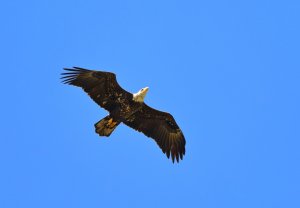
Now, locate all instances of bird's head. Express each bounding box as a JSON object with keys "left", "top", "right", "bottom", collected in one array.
[{"left": 133, "top": 87, "right": 149, "bottom": 102}]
